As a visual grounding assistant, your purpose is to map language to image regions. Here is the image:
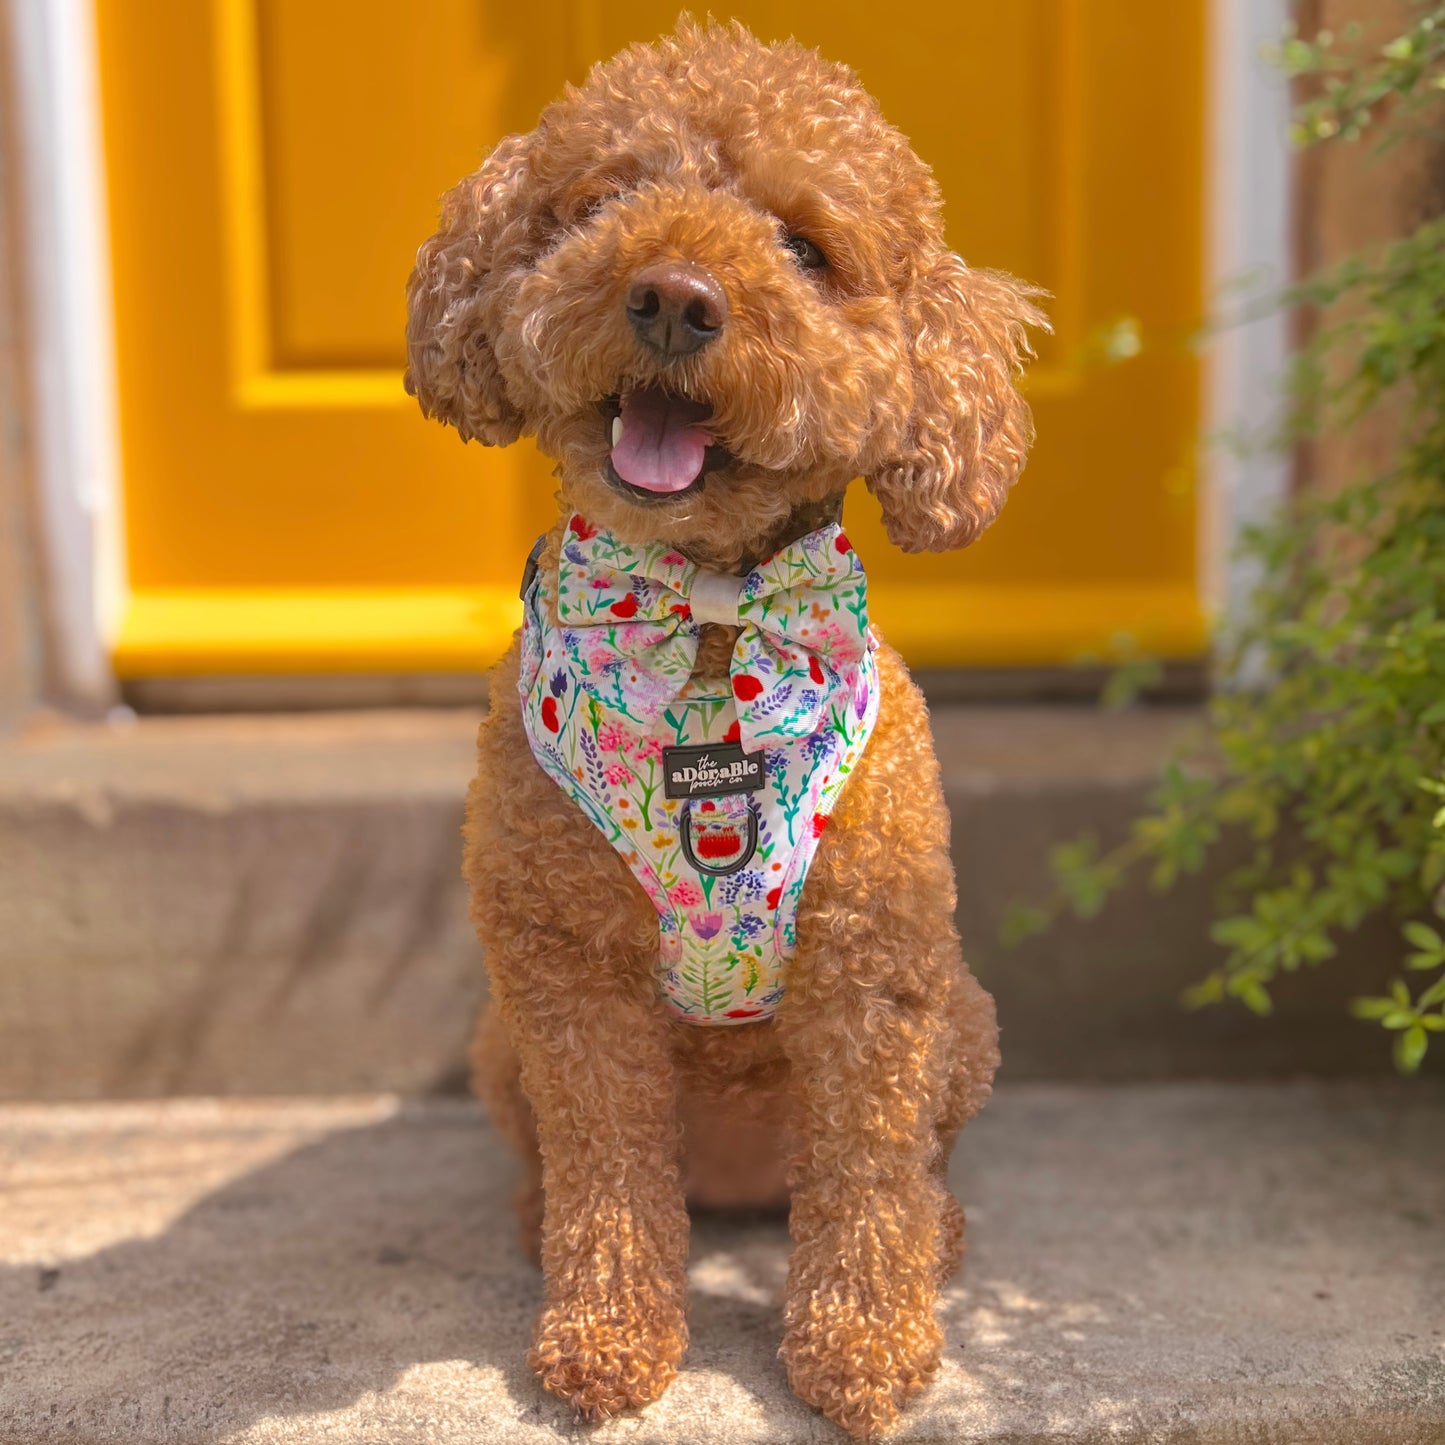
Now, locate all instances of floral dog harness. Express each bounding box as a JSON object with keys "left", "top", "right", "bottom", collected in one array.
[{"left": 518, "top": 514, "right": 880, "bottom": 1024}]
